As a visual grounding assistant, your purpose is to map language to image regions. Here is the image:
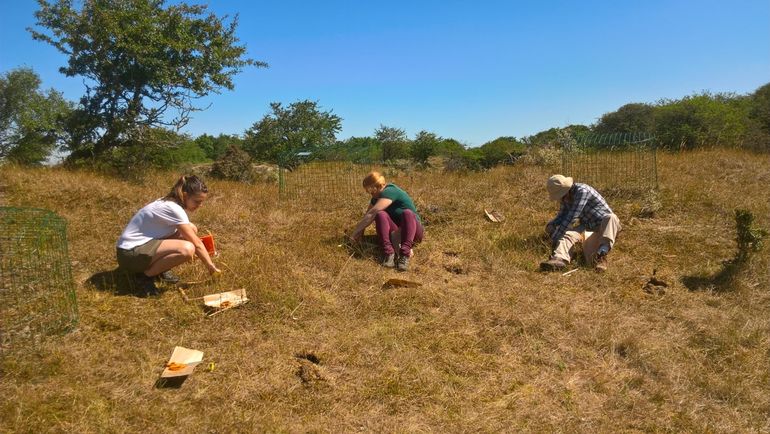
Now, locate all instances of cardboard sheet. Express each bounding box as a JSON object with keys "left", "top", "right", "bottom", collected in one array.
[
  {"left": 203, "top": 288, "right": 249, "bottom": 309},
  {"left": 484, "top": 209, "right": 505, "bottom": 223},
  {"left": 382, "top": 278, "right": 423, "bottom": 289},
  {"left": 161, "top": 346, "right": 204, "bottom": 378}
]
